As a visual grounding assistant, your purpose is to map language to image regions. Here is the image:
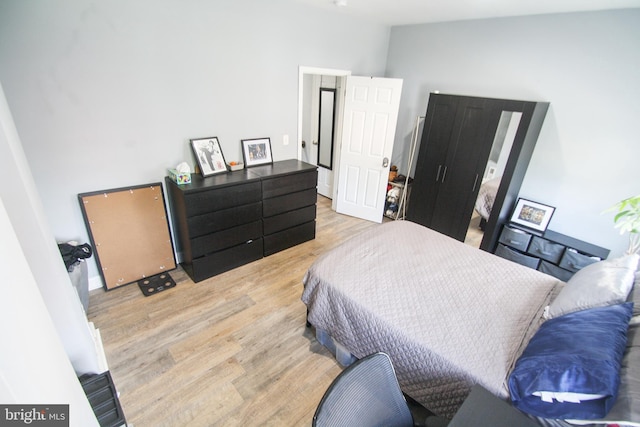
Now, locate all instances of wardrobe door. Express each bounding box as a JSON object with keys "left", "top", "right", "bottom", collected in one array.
[
  {"left": 429, "top": 97, "right": 503, "bottom": 241},
  {"left": 407, "top": 94, "right": 459, "bottom": 227},
  {"left": 408, "top": 94, "right": 503, "bottom": 241}
]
